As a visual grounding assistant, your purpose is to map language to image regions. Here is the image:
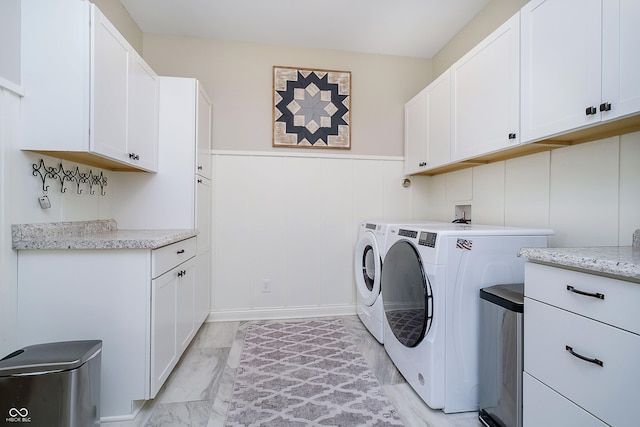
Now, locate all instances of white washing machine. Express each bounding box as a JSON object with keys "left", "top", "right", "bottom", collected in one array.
[
  {"left": 381, "top": 223, "right": 553, "bottom": 413},
  {"left": 354, "top": 220, "right": 445, "bottom": 343}
]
